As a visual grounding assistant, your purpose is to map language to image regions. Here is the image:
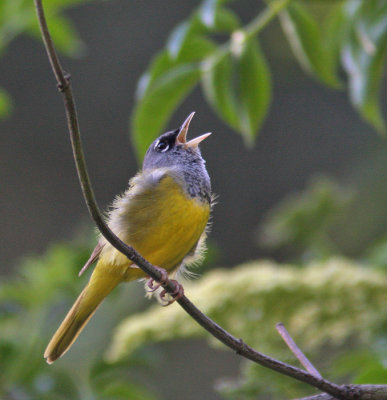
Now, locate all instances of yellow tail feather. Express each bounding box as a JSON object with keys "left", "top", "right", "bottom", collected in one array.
[{"left": 44, "top": 267, "right": 121, "bottom": 364}]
